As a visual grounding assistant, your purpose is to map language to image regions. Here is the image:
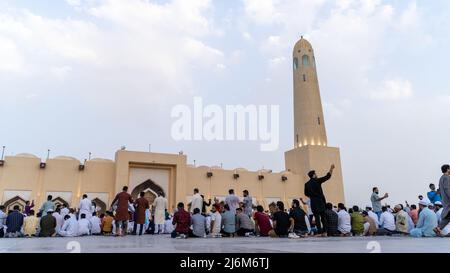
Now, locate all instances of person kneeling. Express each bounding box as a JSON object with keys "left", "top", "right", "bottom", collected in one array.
[
  {"left": 59, "top": 215, "right": 78, "bottom": 237},
  {"left": 188, "top": 208, "right": 207, "bottom": 238},
  {"left": 236, "top": 208, "right": 255, "bottom": 236},
  {"left": 171, "top": 202, "right": 191, "bottom": 239}
]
